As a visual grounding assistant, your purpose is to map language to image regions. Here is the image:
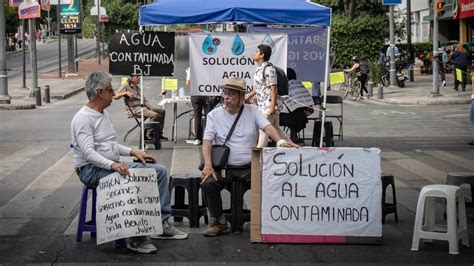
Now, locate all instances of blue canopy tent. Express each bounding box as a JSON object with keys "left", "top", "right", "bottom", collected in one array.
[{"left": 139, "top": 0, "right": 332, "bottom": 147}]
